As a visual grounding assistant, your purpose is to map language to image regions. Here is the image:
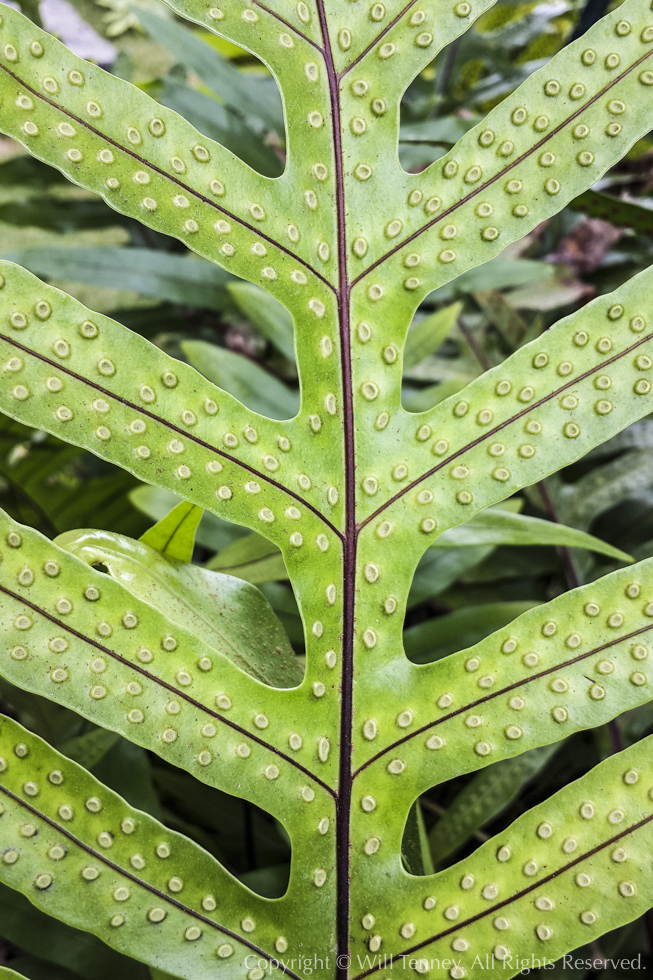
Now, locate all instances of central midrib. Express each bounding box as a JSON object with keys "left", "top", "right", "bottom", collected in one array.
[
  {"left": 312, "top": 17, "right": 653, "bottom": 978},
  {"left": 314, "top": 5, "right": 357, "bottom": 979}
]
